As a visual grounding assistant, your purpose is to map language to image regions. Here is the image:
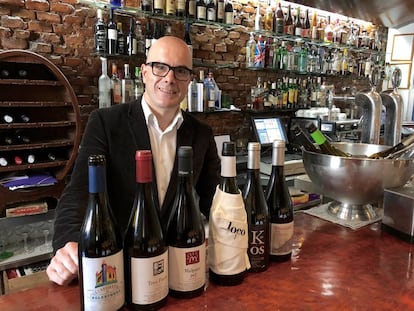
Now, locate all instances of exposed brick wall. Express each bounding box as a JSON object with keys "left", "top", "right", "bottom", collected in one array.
[{"left": 0, "top": 0, "right": 372, "bottom": 142}]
